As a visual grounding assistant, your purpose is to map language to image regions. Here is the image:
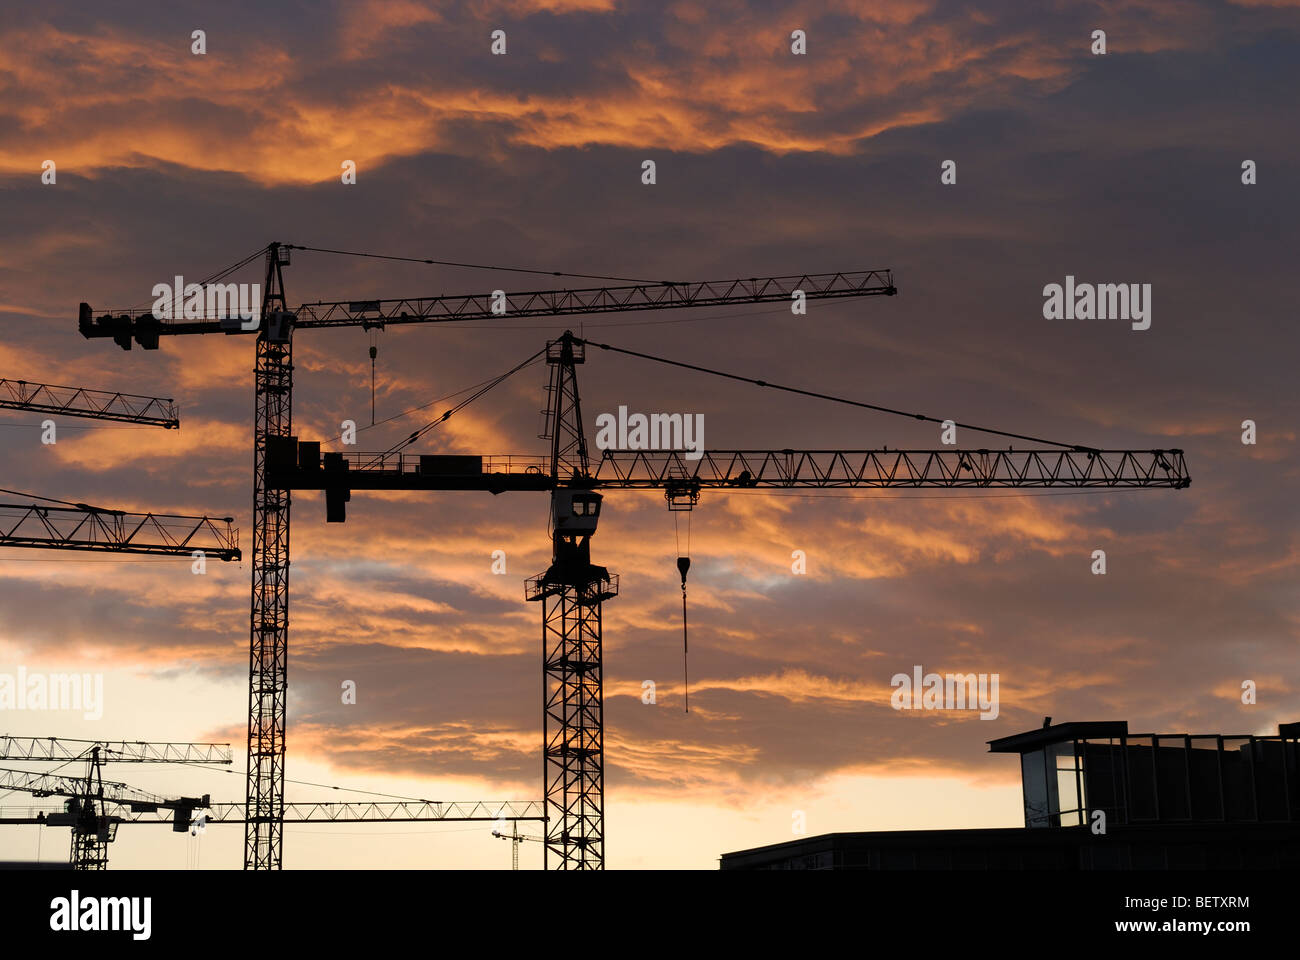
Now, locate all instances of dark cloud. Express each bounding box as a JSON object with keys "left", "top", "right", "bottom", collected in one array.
[{"left": 0, "top": 1, "right": 1297, "bottom": 833}]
